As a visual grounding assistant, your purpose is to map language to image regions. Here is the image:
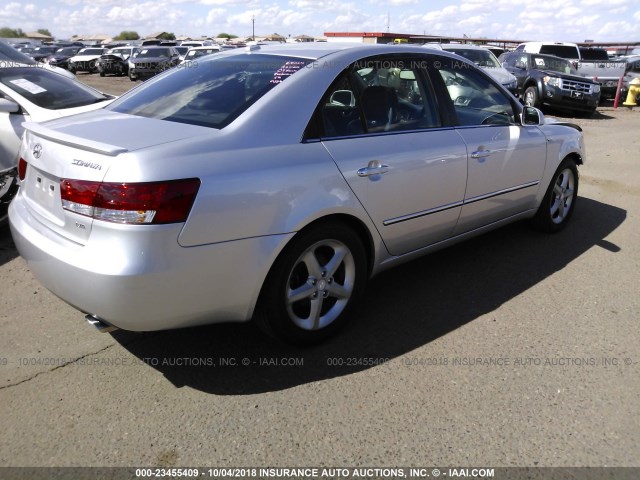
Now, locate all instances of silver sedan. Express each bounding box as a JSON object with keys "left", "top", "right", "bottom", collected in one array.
[{"left": 9, "top": 44, "right": 584, "bottom": 344}]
